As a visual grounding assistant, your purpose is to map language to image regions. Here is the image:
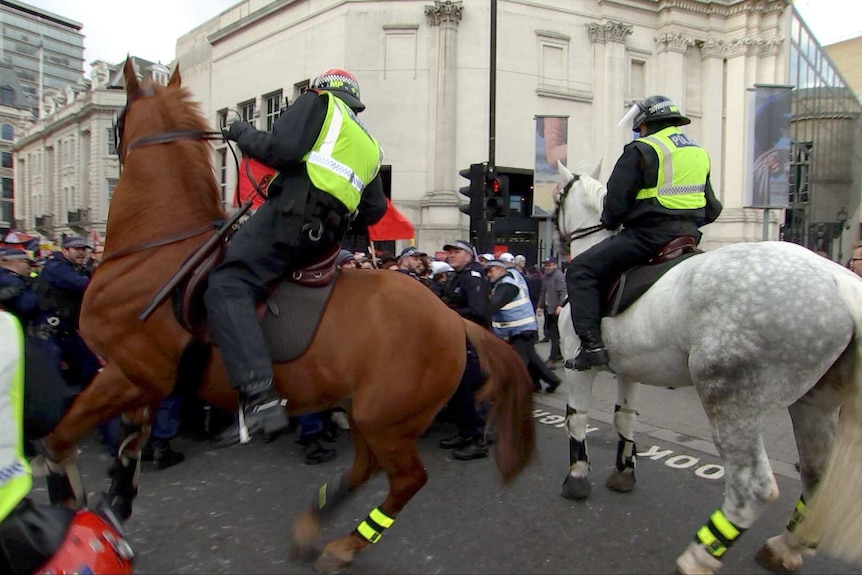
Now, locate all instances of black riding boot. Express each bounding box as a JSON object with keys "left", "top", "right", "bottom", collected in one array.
[{"left": 571, "top": 331, "right": 610, "bottom": 370}]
